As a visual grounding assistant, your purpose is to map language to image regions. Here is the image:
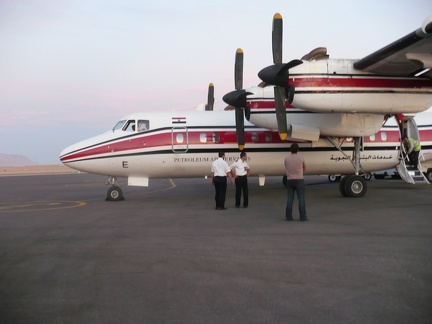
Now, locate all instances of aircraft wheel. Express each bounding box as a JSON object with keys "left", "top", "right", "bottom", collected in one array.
[
  {"left": 339, "top": 176, "right": 349, "bottom": 197},
  {"left": 343, "top": 175, "right": 367, "bottom": 198},
  {"left": 363, "top": 173, "right": 372, "bottom": 181},
  {"left": 426, "top": 169, "right": 432, "bottom": 182},
  {"left": 106, "top": 186, "right": 124, "bottom": 201},
  {"left": 328, "top": 175, "right": 341, "bottom": 182}
]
